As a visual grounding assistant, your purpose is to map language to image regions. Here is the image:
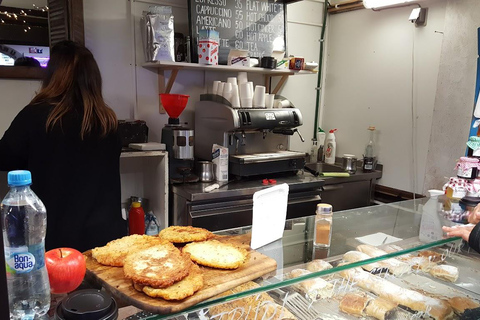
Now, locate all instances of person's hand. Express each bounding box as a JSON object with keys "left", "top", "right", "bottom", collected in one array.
[
  {"left": 467, "top": 204, "right": 480, "bottom": 224},
  {"left": 442, "top": 225, "right": 474, "bottom": 242}
]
